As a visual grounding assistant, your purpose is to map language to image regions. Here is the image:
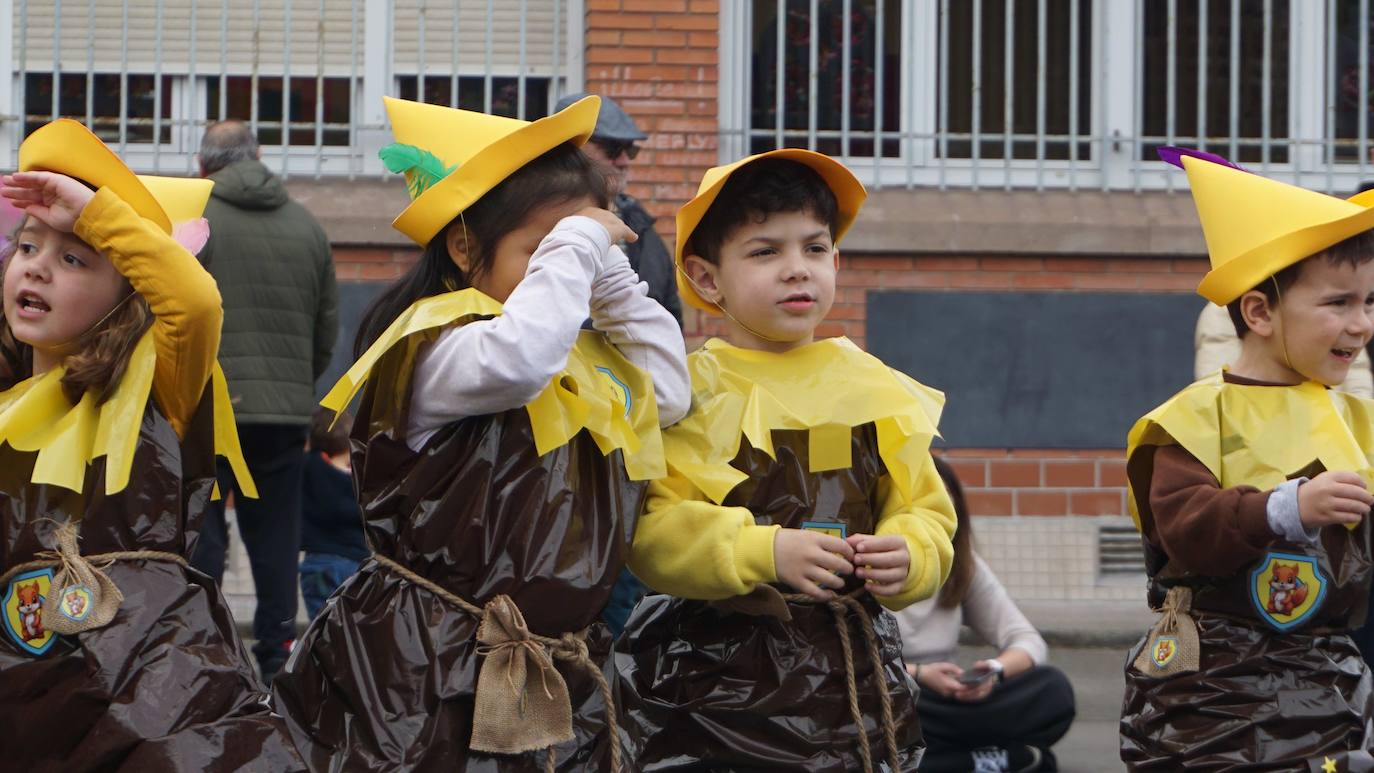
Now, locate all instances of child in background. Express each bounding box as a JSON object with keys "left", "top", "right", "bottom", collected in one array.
[
  {"left": 1121, "top": 148, "right": 1374, "bottom": 768},
  {"left": 299, "top": 406, "right": 365, "bottom": 620},
  {"left": 0, "top": 119, "right": 301, "bottom": 771},
  {"left": 273, "top": 96, "right": 689, "bottom": 771},
  {"left": 614, "top": 150, "right": 956, "bottom": 772}
]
